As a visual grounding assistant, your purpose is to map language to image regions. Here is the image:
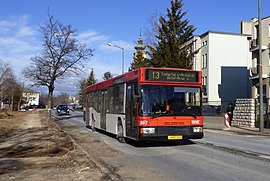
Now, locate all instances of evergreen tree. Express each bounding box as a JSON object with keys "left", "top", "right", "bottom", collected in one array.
[
  {"left": 148, "top": 0, "right": 196, "bottom": 69},
  {"left": 129, "top": 34, "right": 151, "bottom": 71},
  {"left": 103, "top": 71, "right": 113, "bottom": 80},
  {"left": 84, "top": 69, "right": 97, "bottom": 86},
  {"left": 79, "top": 69, "right": 97, "bottom": 104},
  {"left": 130, "top": 51, "right": 150, "bottom": 70}
]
